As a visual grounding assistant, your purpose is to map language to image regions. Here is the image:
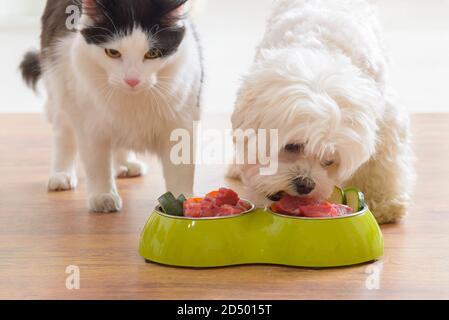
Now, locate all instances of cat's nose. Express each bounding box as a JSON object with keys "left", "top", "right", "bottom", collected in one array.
[
  {"left": 293, "top": 177, "right": 316, "bottom": 195},
  {"left": 124, "top": 78, "right": 140, "bottom": 88}
]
